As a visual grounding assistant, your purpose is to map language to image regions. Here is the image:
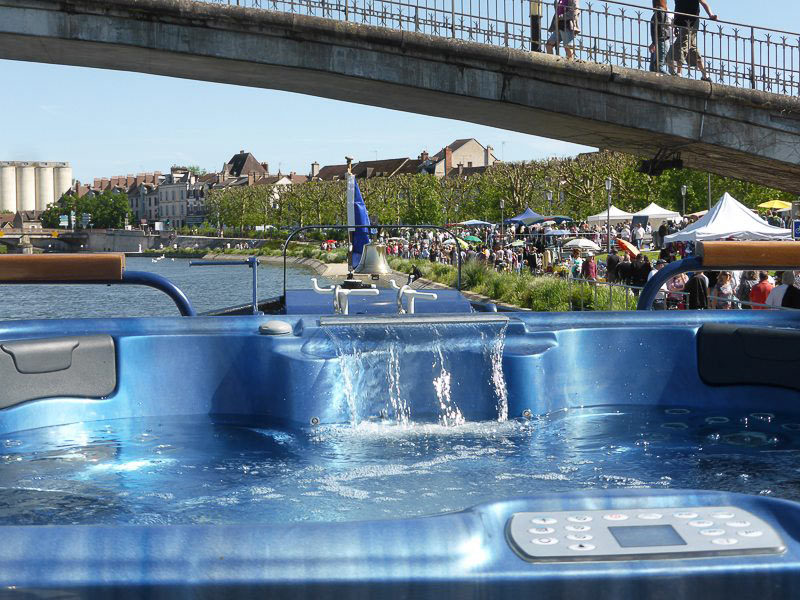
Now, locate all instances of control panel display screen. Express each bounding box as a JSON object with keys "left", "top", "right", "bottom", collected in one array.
[{"left": 609, "top": 525, "right": 686, "bottom": 548}]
